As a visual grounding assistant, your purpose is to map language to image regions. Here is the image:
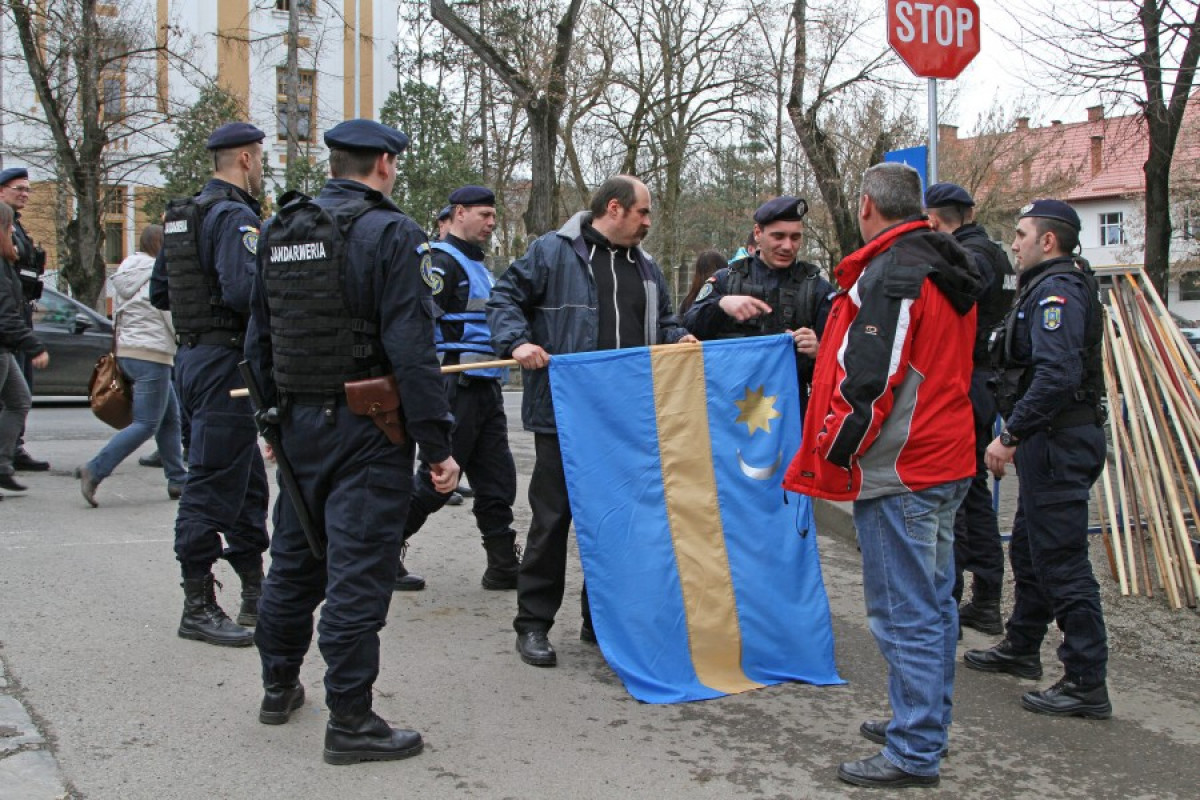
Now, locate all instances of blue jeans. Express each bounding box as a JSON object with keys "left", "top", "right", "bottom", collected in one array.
[
  {"left": 0, "top": 352, "right": 32, "bottom": 477},
  {"left": 853, "top": 478, "right": 969, "bottom": 776},
  {"left": 87, "top": 357, "right": 186, "bottom": 484}
]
